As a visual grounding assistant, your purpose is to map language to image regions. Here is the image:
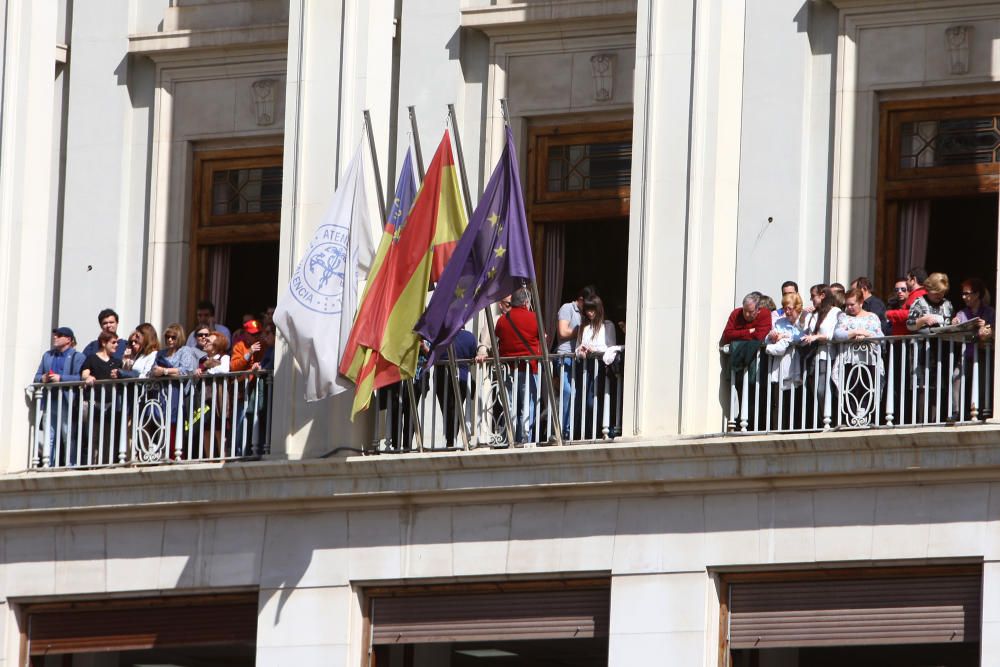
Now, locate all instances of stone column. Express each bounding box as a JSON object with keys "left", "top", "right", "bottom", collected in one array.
[
  {"left": 608, "top": 572, "right": 713, "bottom": 666},
  {"left": 0, "top": 0, "right": 59, "bottom": 472}
]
